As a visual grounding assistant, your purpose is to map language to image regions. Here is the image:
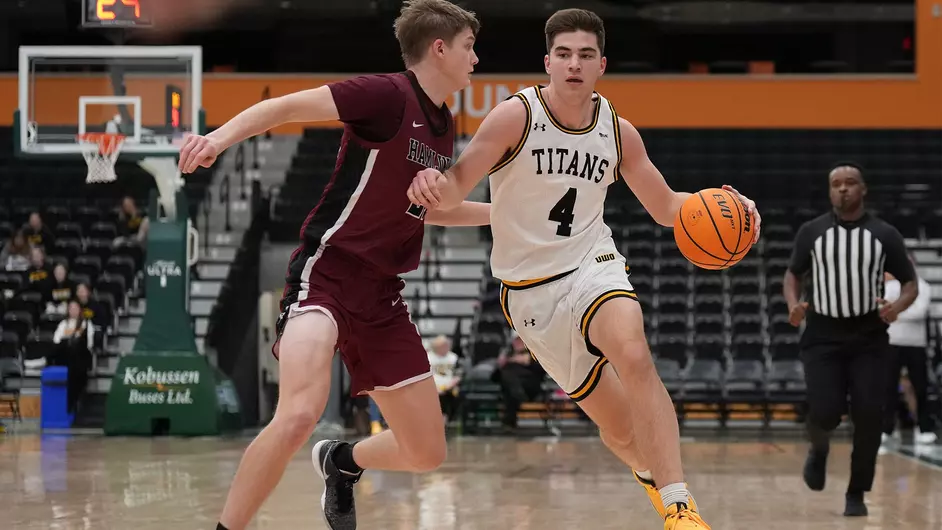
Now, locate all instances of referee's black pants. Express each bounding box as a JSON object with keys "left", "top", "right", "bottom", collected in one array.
[
  {"left": 883, "top": 345, "right": 936, "bottom": 435},
  {"left": 801, "top": 336, "right": 889, "bottom": 494}
]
